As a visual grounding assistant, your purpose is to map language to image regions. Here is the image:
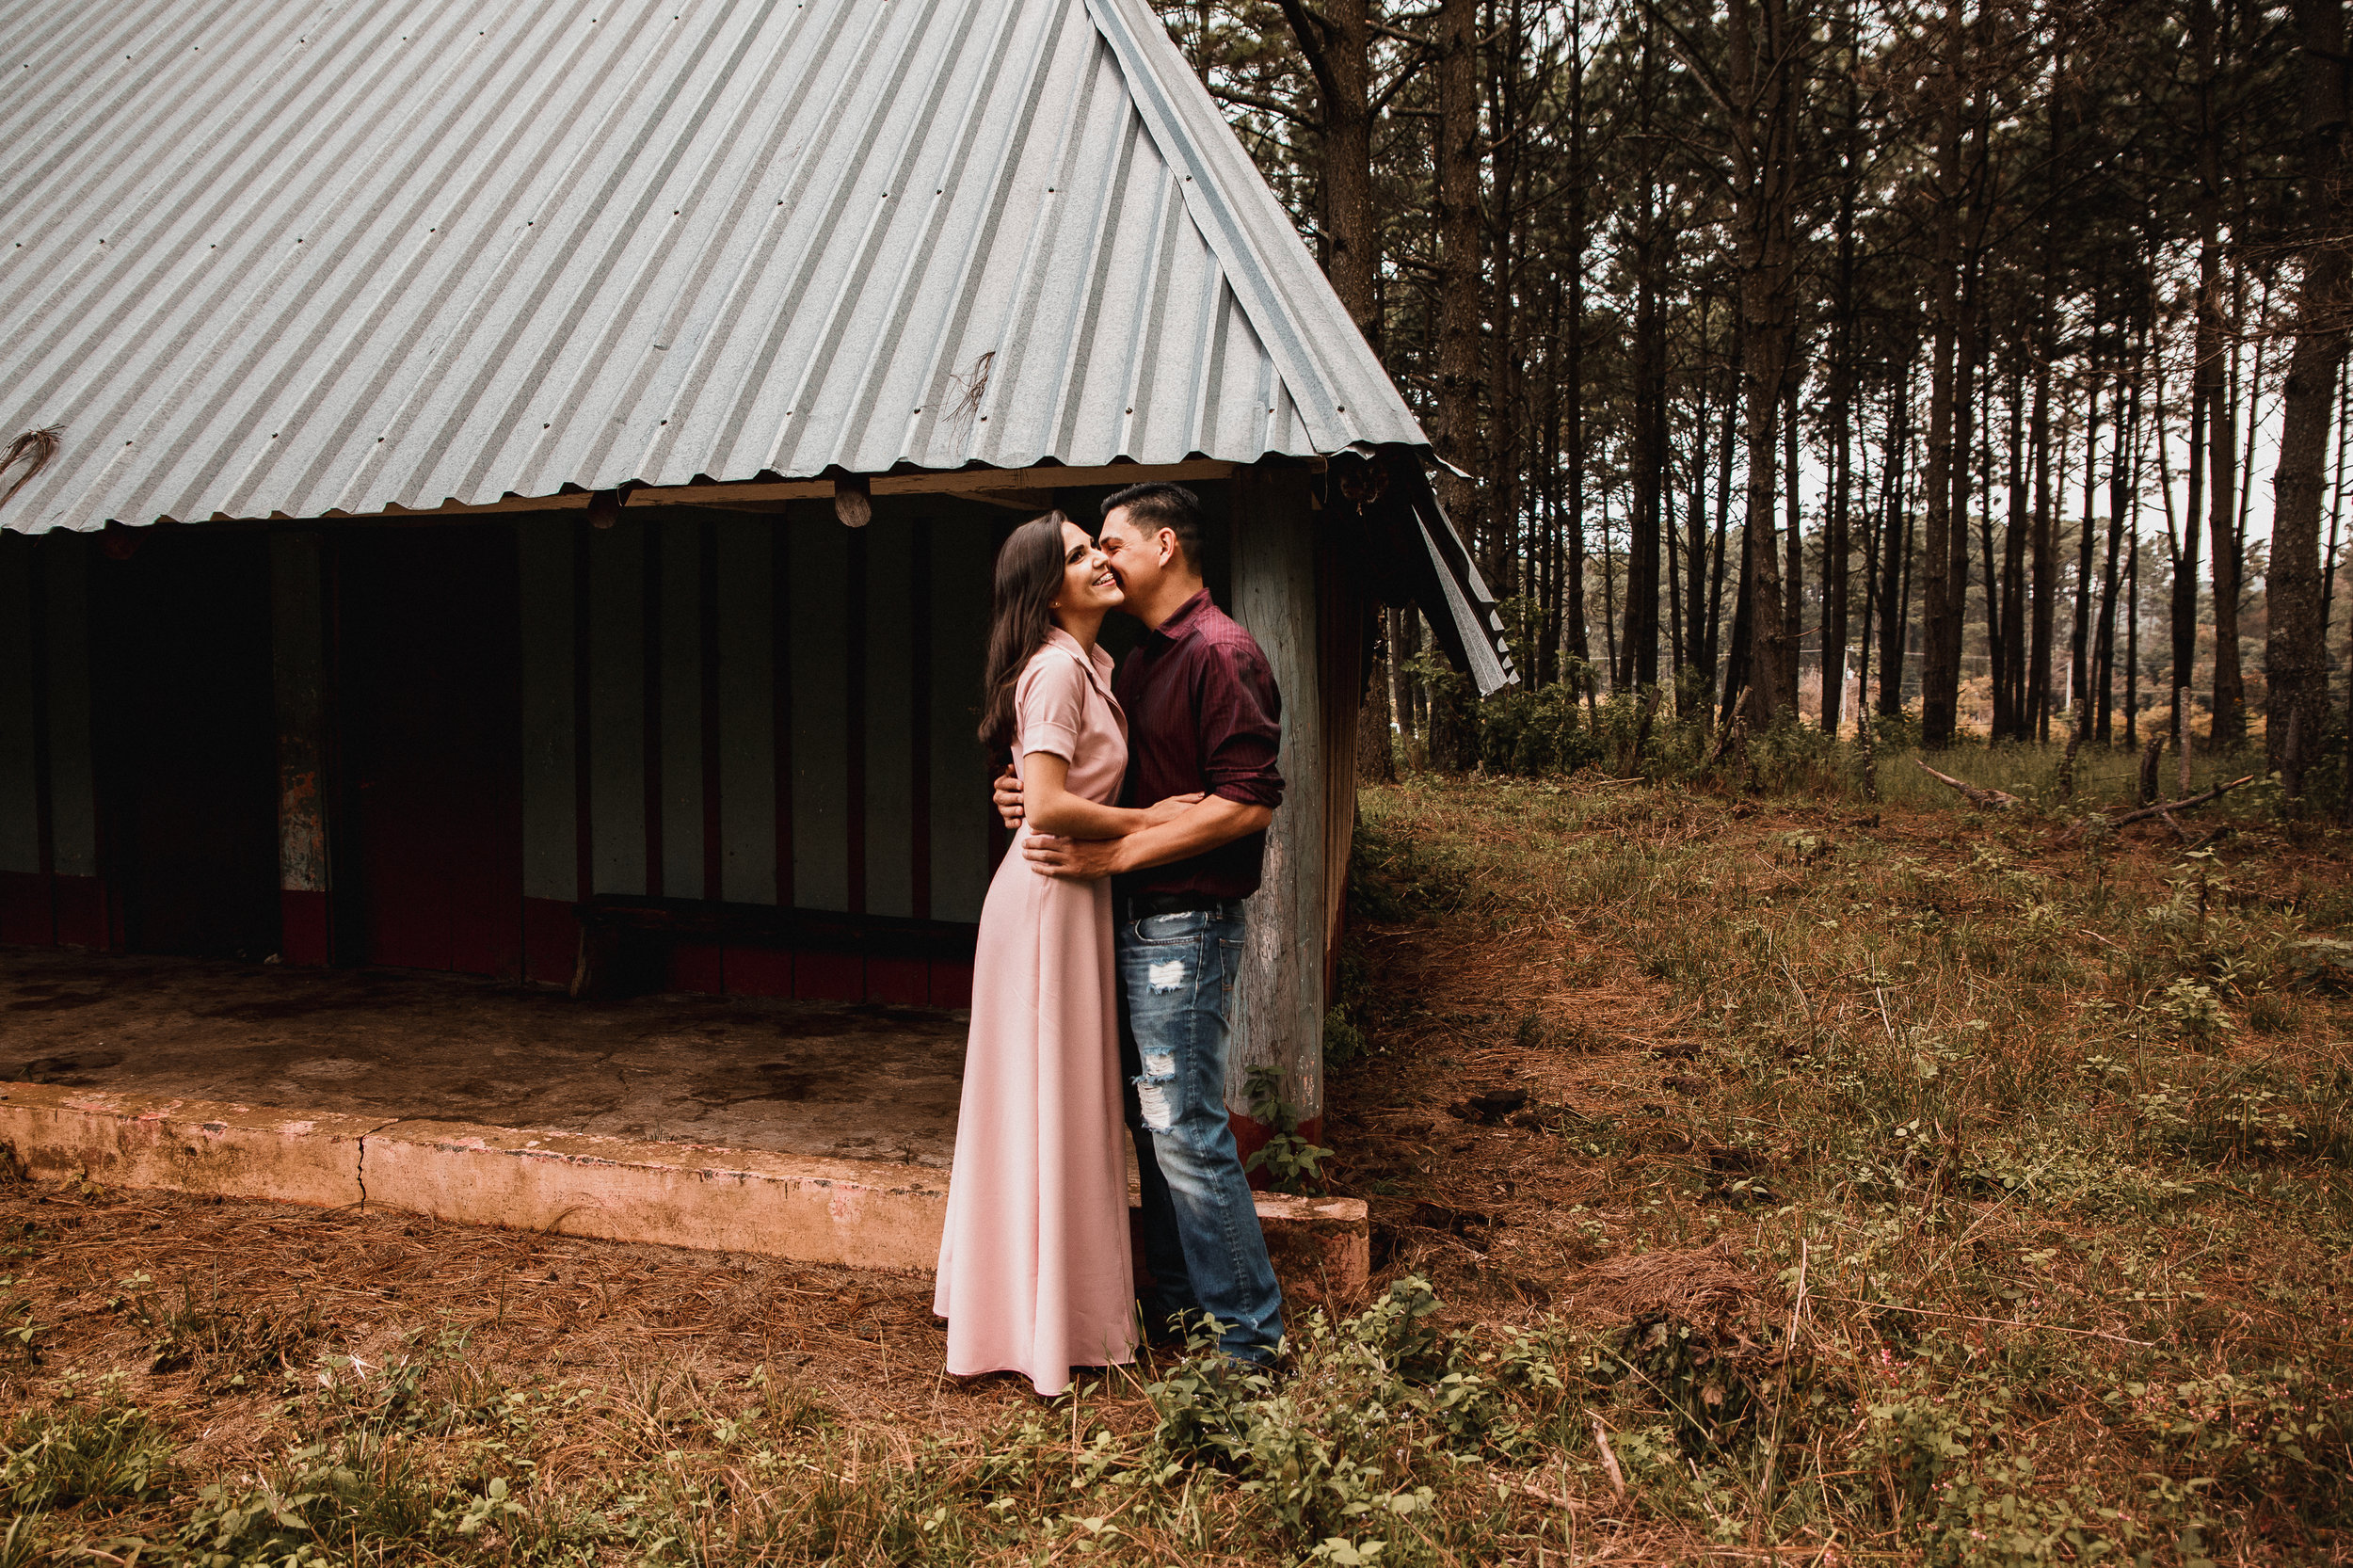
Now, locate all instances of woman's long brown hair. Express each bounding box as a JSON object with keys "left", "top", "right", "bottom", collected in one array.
[{"left": 979, "top": 511, "right": 1076, "bottom": 752}]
